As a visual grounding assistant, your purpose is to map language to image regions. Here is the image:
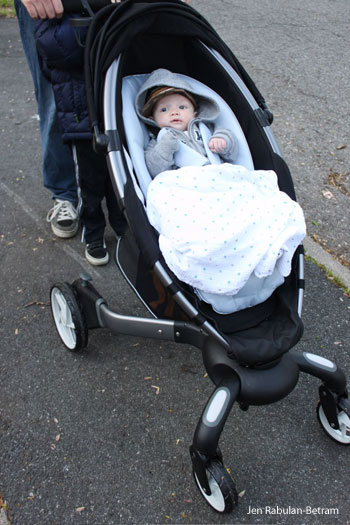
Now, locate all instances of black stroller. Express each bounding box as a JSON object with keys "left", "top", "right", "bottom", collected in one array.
[{"left": 50, "top": 0, "right": 350, "bottom": 514}]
